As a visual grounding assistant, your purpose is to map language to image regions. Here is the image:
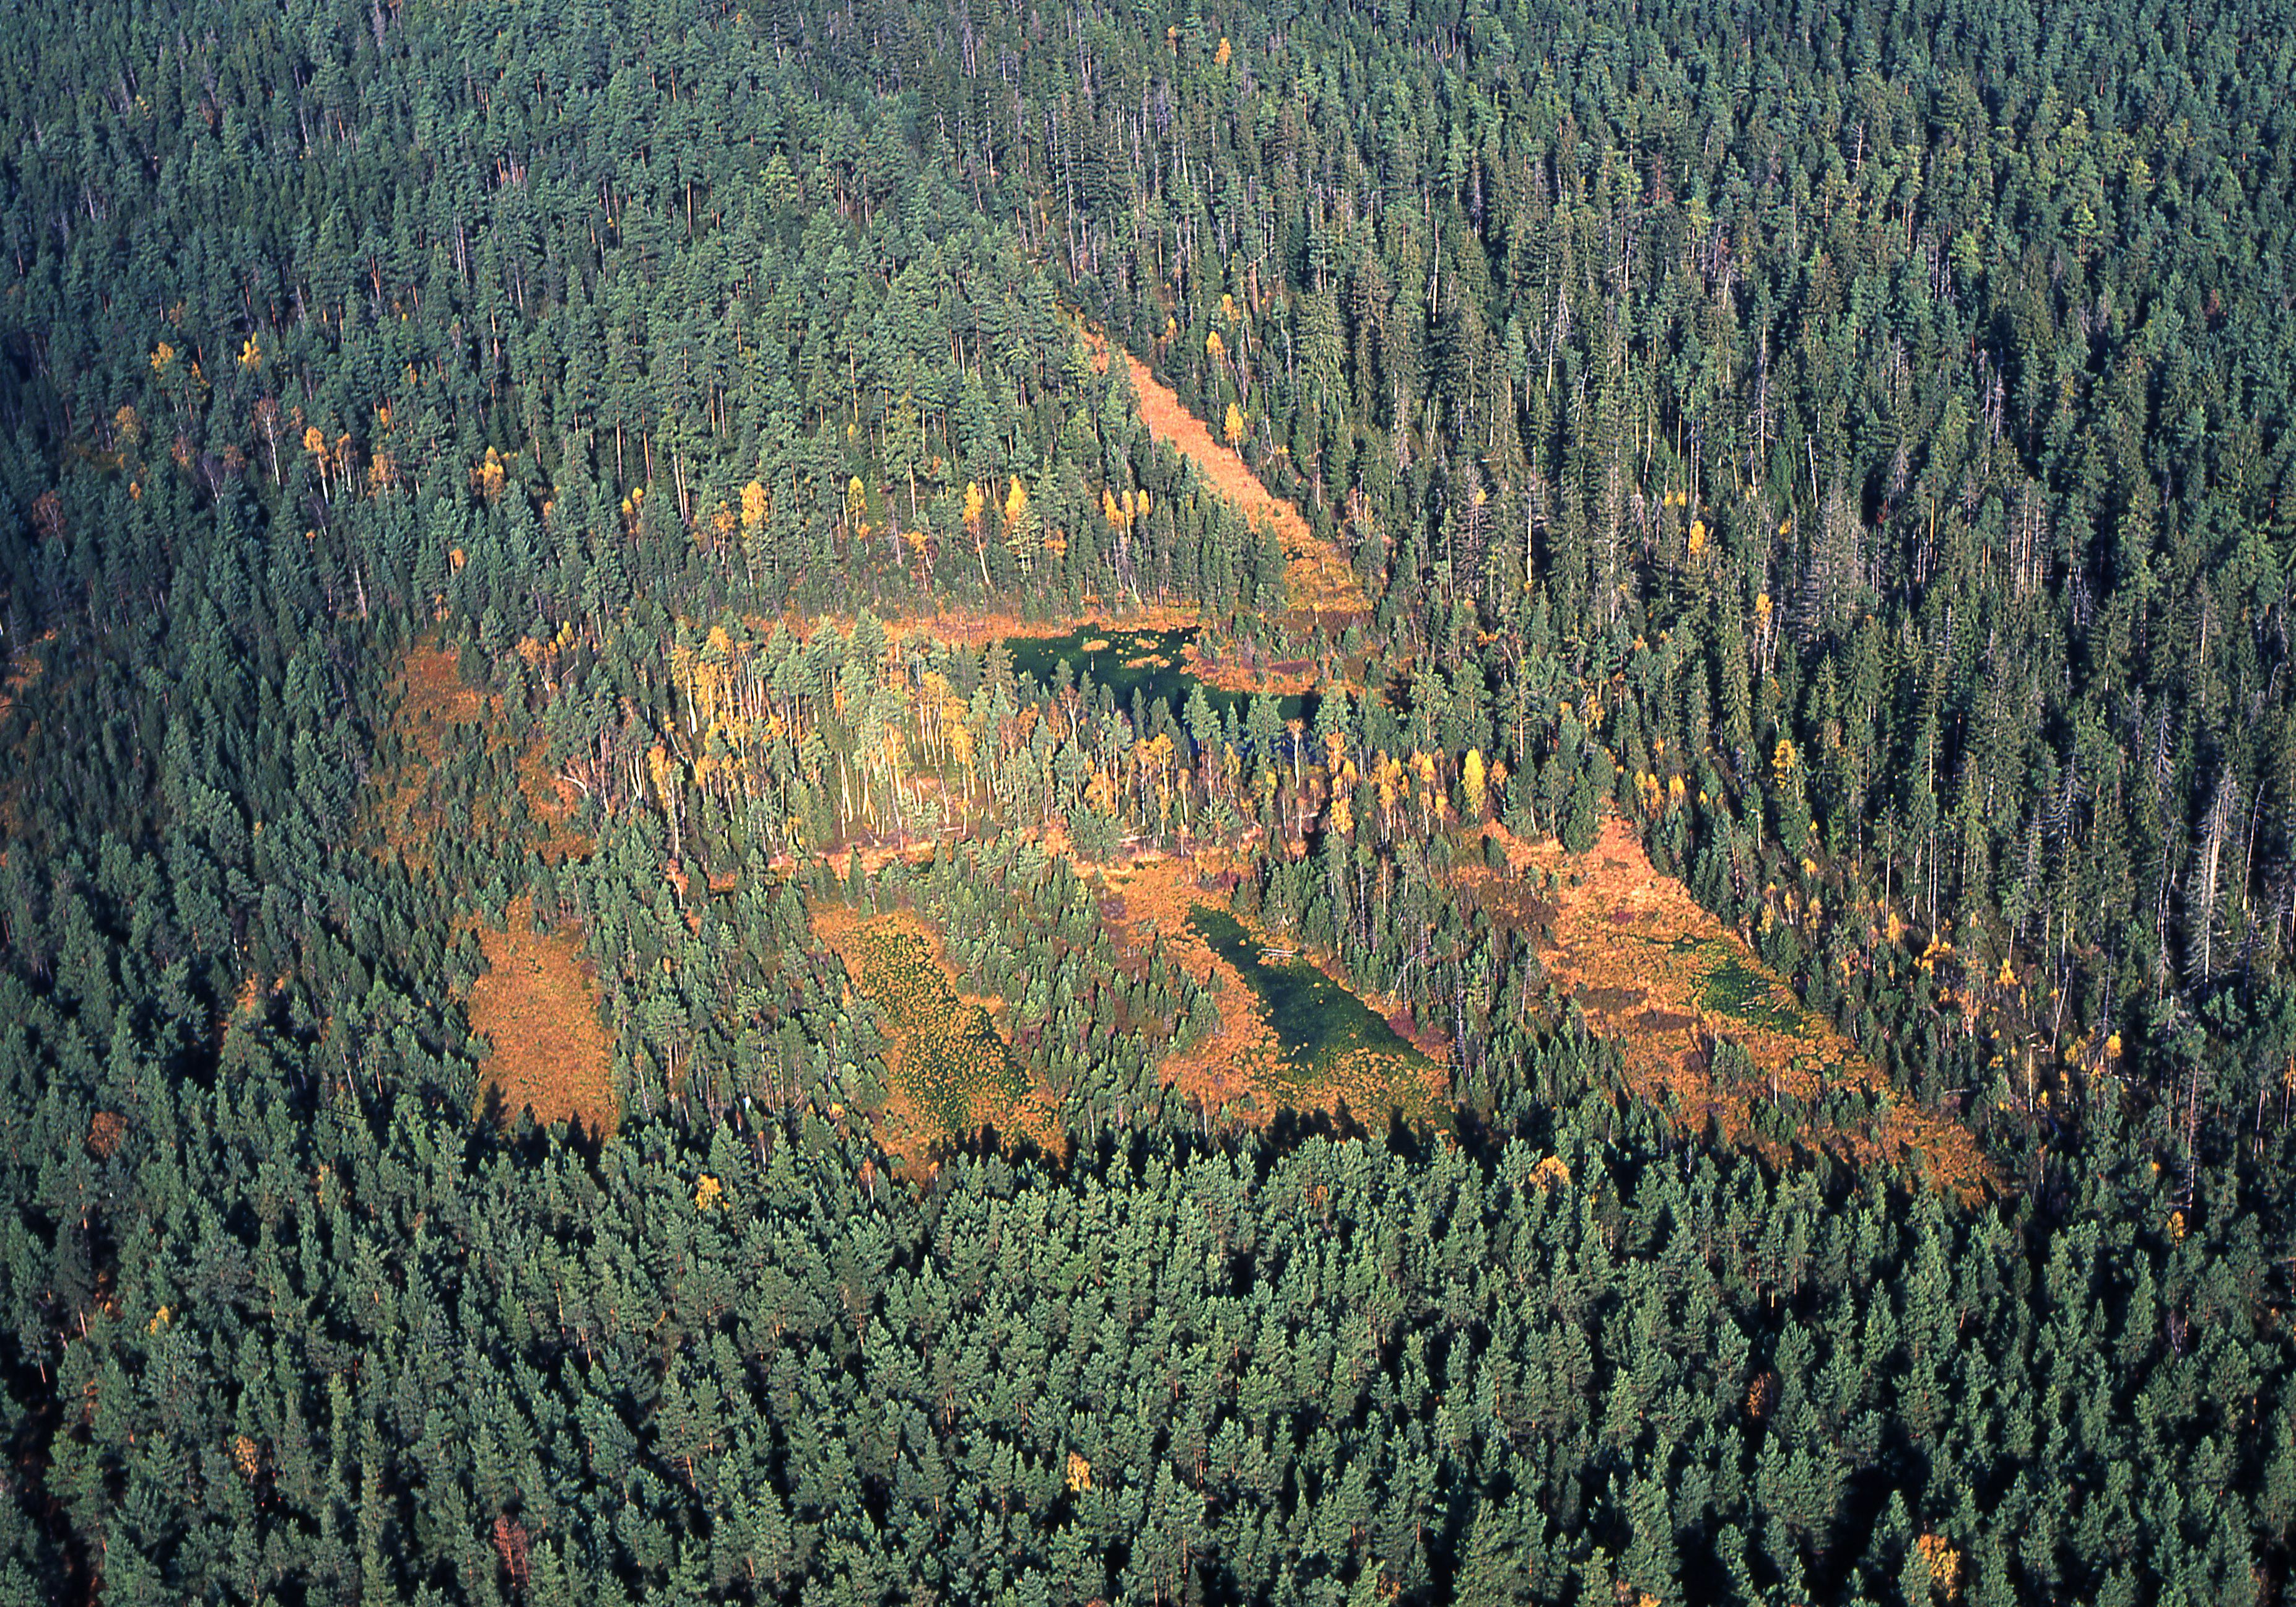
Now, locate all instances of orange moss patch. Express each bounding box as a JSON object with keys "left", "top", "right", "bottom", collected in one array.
[
  {"left": 822, "top": 841, "right": 942, "bottom": 883},
  {"left": 1102, "top": 857, "right": 1286, "bottom": 1117},
  {"left": 367, "top": 646, "right": 481, "bottom": 870},
  {"left": 1101, "top": 856, "right": 1439, "bottom": 1128},
  {"left": 368, "top": 642, "right": 588, "bottom": 871},
  {"left": 1085, "top": 333, "right": 1368, "bottom": 629},
  {"left": 1488, "top": 817, "right": 1992, "bottom": 1199},
  {"left": 466, "top": 899, "right": 616, "bottom": 1136},
  {"left": 1181, "top": 639, "right": 1327, "bottom": 697},
  {"left": 790, "top": 600, "right": 1203, "bottom": 651},
  {"left": 812, "top": 904, "right": 1060, "bottom": 1169},
  {"left": 399, "top": 642, "right": 484, "bottom": 727}
]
